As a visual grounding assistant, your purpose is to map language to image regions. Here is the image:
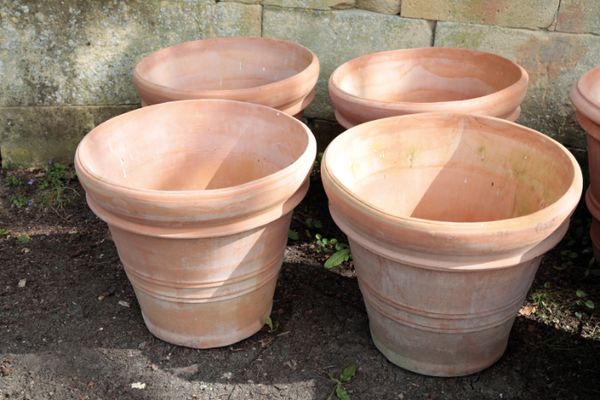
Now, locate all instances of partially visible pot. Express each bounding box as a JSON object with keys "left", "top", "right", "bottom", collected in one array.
[
  {"left": 75, "top": 99, "right": 316, "bottom": 348},
  {"left": 571, "top": 66, "right": 600, "bottom": 261},
  {"left": 329, "top": 48, "right": 528, "bottom": 128},
  {"left": 321, "top": 113, "right": 582, "bottom": 376},
  {"left": 133, "top": 36, "right": 319, "bottom": 117}
]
